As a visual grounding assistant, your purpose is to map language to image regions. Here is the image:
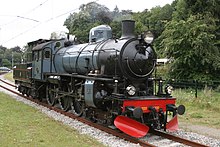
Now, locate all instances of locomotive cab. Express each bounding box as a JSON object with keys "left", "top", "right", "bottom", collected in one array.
[{"left": 32, "top": 39, "right": 65, "bottom": 80}]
